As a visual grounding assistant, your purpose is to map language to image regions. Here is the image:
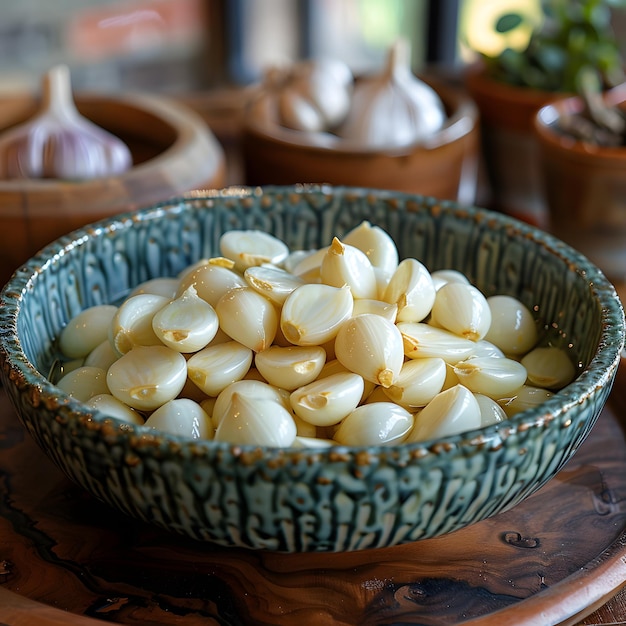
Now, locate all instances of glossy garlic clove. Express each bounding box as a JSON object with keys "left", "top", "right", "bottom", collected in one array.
[
  {"left": 186, "top": 341, "right": 253, "bottom": 398},
  {"left": 320, "top": 237, "right": 378, "bottom": 299},
  {"left": 335, "top": 313, "right": 404, "bottom": 388},
  {"left": 254, "top": 344, "right": 326, "bottom": 390},
  {"left": 151, "top": 285, "right": 219, "bottom": 353},
  {"left": 280, "top": 283, "right": 353, "bottom": 346},
  {"left": 106, "top": 345, "right": 188, "bottom": 411},
  {"left": 290, "top": 371, "right": 365, "bottom": 427},
  {"left": 382, "top": 258, "right": 436, "bottom": 323}
]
